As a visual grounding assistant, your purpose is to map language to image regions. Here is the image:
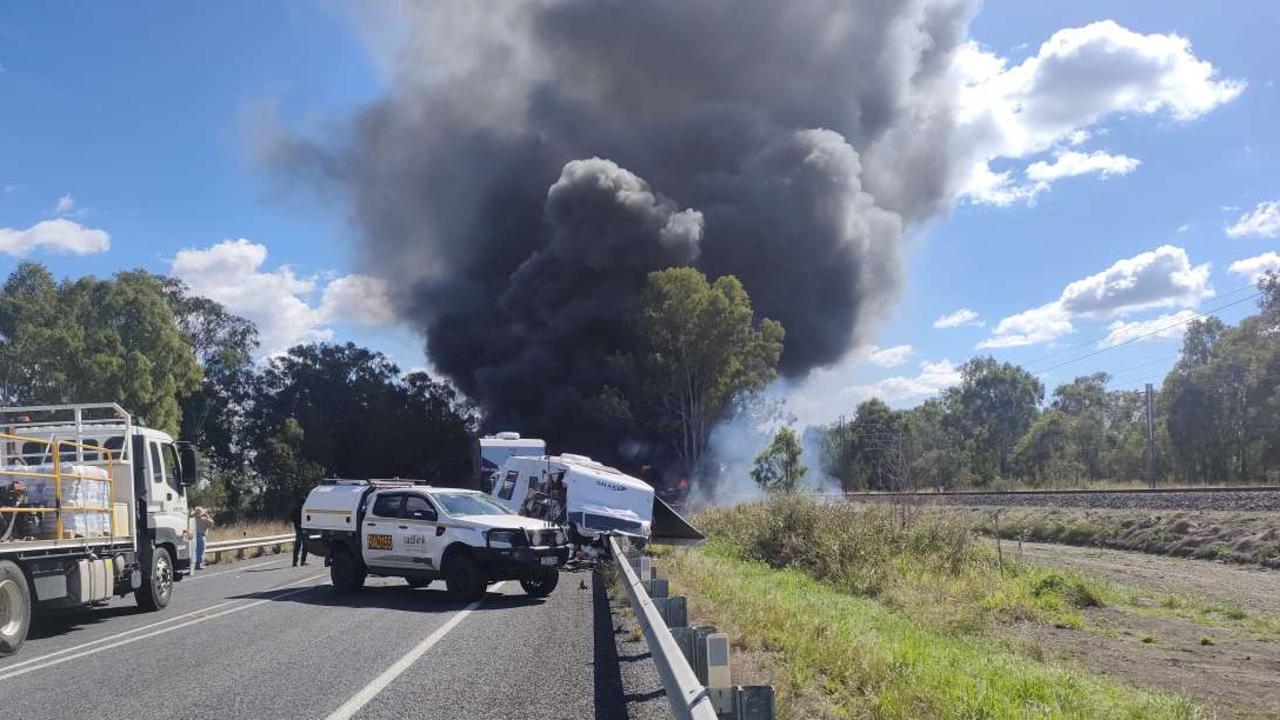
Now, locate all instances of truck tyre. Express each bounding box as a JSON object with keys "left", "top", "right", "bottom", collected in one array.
[
  {"left": 519, "top": 567, "right": 559, "bottom": 597},
  {"left": 330, "top": 548, "right": 366, "bottom": 592},
  {"left": 137, "top": 546, "right": 173, "bottom": 612},
  {"left": 444, "top": 552, "right": 486, "bottom": 602},
  {"left": 0, "top": 560, "right": 31, "bottom": 657}
]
